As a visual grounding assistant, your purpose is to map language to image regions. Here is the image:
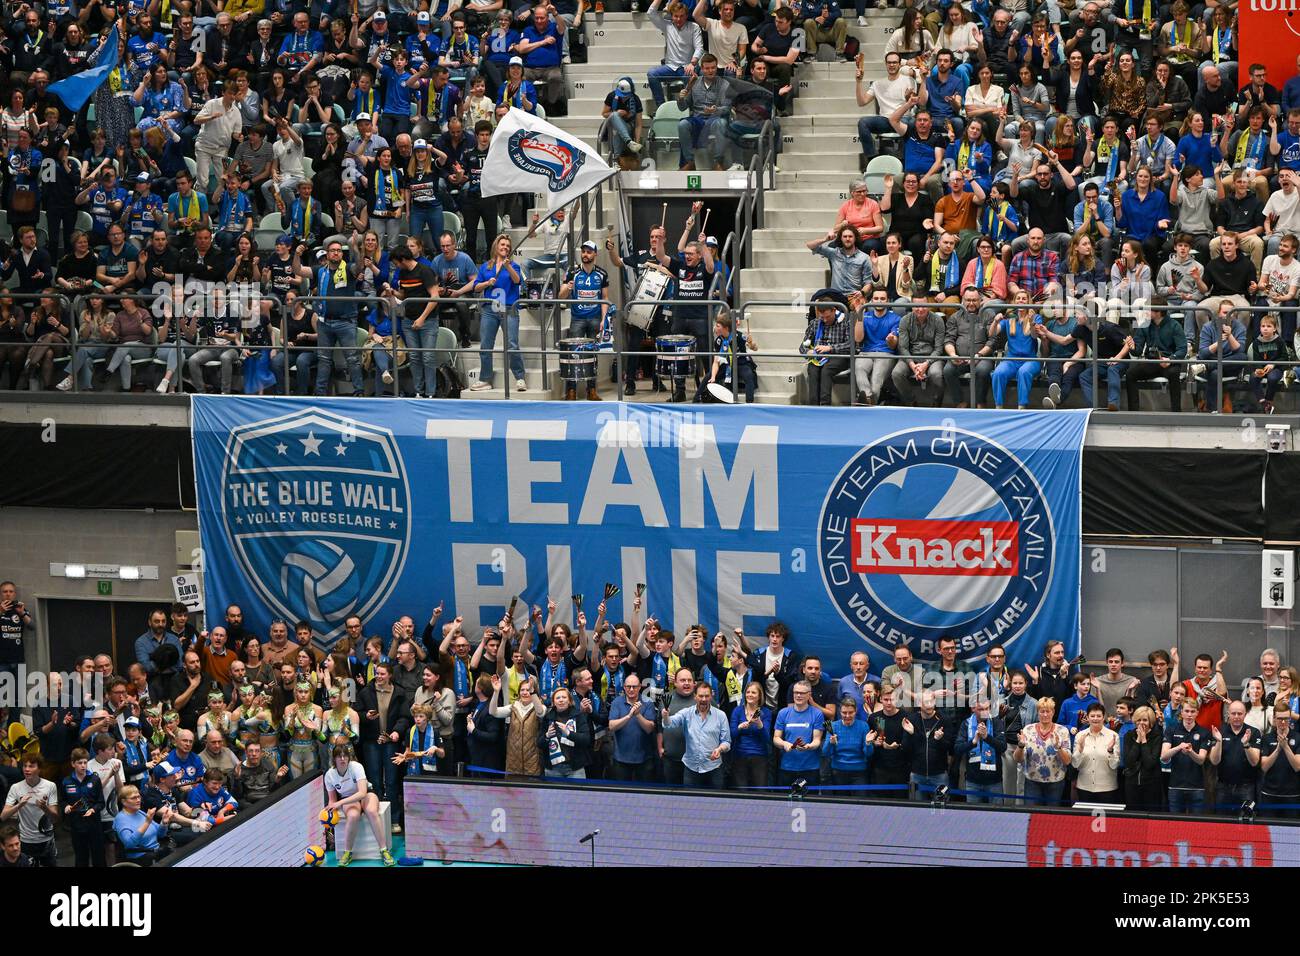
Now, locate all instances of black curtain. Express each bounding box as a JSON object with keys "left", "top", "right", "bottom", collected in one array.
[{"left": 0, "top": 424, "right": 194, "bottom": 510}]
